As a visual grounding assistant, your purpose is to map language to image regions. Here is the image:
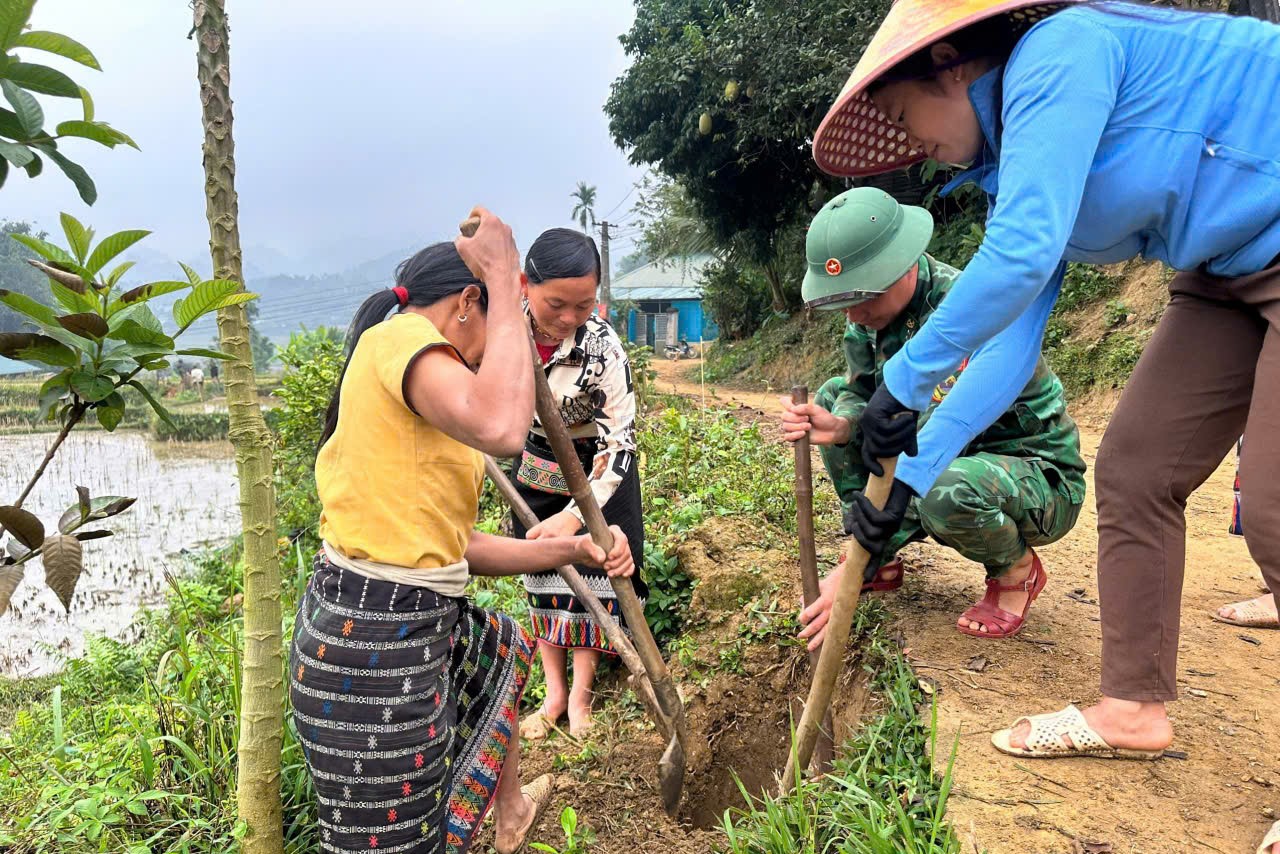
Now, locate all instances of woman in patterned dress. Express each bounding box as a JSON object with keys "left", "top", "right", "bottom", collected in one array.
[
  {"left": 288, "top": 210, "right": 635, "bottom": 854},
  {"left": 509, "top": 228, "right": 648, "bottom": 740}
]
